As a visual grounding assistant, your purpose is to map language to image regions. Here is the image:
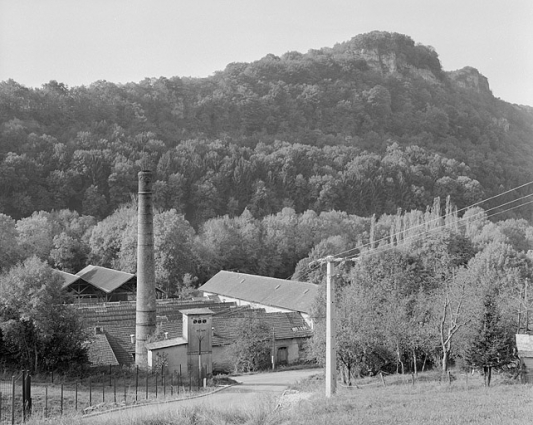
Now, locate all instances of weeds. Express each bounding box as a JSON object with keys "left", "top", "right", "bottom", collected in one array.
[{"left": 22, "top": 370, "right": 533, "bottom": 425}]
